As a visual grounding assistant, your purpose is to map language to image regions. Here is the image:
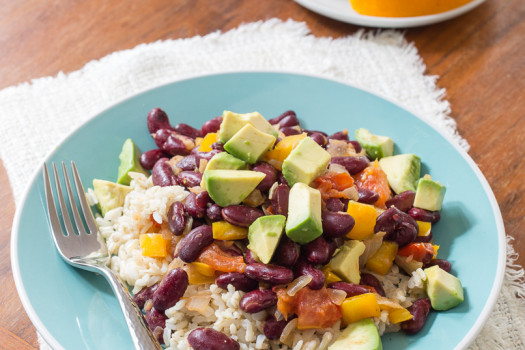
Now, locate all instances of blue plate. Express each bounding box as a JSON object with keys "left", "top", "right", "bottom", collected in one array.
[{"left": 11, "top": 72, "right": 505, "bottom": 350}]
